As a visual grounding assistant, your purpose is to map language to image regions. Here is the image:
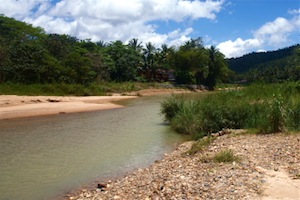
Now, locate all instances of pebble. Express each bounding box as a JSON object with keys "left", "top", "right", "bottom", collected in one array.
[{"left": 67, "top": 132, "right": 300, "bottom": 200}]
